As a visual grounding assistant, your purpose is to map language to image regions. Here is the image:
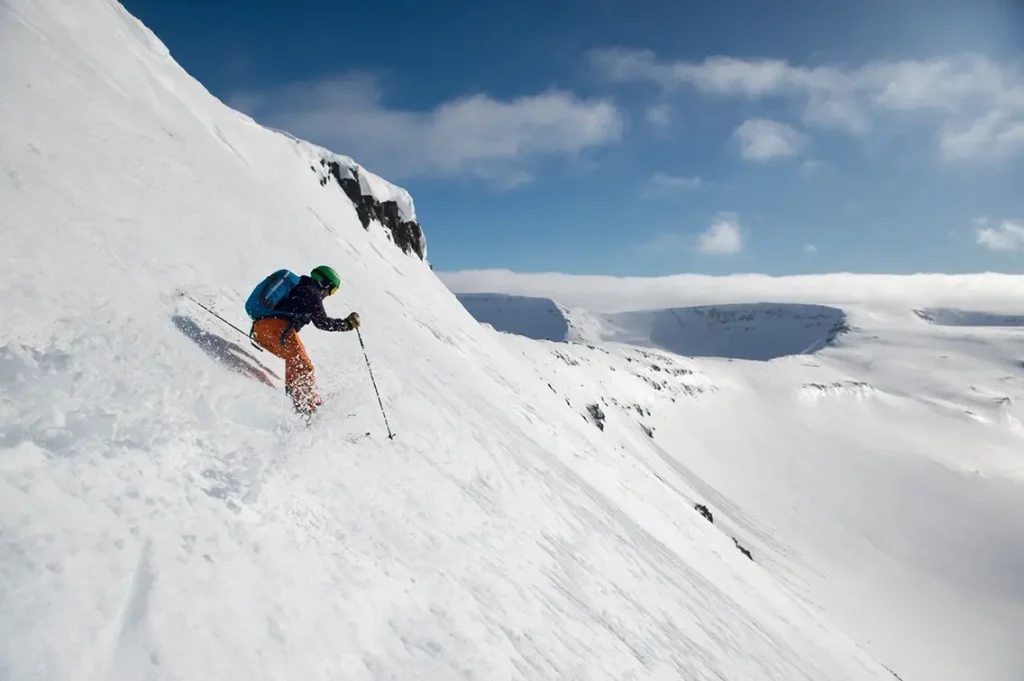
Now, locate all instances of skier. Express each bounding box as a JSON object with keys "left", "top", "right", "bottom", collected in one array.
[{"left": 248, "top": 265, "right": 360, "bottom": 416}]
